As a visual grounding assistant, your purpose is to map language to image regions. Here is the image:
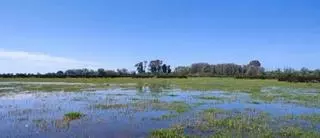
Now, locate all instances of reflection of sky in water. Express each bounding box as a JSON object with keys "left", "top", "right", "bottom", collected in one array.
[{"left": 0, "top": 85, "right": 319, "bottom": 137}]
